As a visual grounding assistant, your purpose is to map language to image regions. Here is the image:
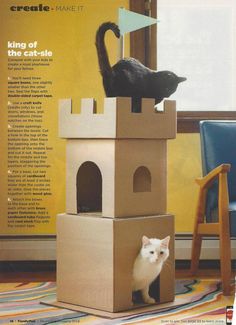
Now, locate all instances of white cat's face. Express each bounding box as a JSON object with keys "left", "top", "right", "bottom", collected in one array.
[{"left": 140, "top": 235, "right": 170, "bottom": 264}]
